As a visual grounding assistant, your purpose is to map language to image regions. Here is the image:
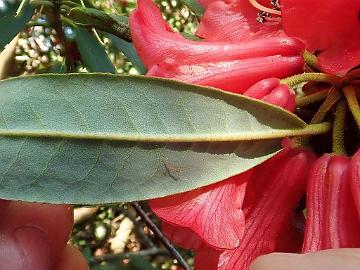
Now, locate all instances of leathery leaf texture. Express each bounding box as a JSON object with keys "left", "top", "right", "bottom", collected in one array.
[{"left": 0, "top": 74, "right": 306, "bottom": 204}]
